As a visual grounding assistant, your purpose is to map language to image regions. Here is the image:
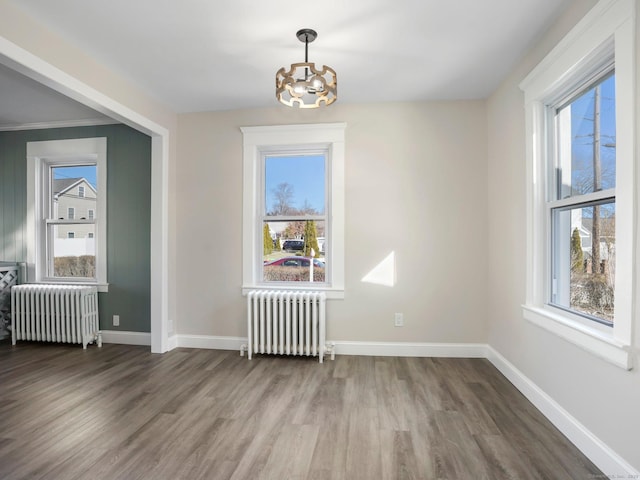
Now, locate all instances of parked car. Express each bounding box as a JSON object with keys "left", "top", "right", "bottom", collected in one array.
[
  {"left": 282, "top": 240, "right": 304, "bottom": 251},
  {"left": 264, "top": 257, "right": 325, "bottom": 268}
]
